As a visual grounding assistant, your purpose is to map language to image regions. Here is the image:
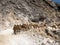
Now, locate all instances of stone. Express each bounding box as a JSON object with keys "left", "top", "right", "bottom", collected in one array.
[{"left": 0, "top": 0, "right": 60, "bottom": 45}]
